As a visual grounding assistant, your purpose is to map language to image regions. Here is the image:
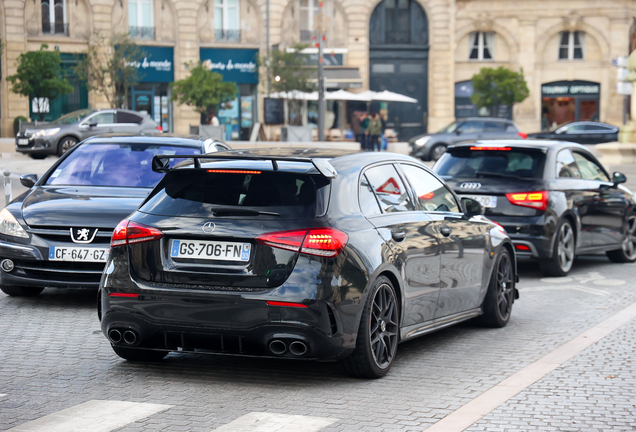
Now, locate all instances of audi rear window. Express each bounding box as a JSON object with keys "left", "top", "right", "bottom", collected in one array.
[
  {"left": 139, "top": 170, "right": 330, "bottom": 219},
  {"left": 435, "top": 148, "right": 546, "bottom": 179}
]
